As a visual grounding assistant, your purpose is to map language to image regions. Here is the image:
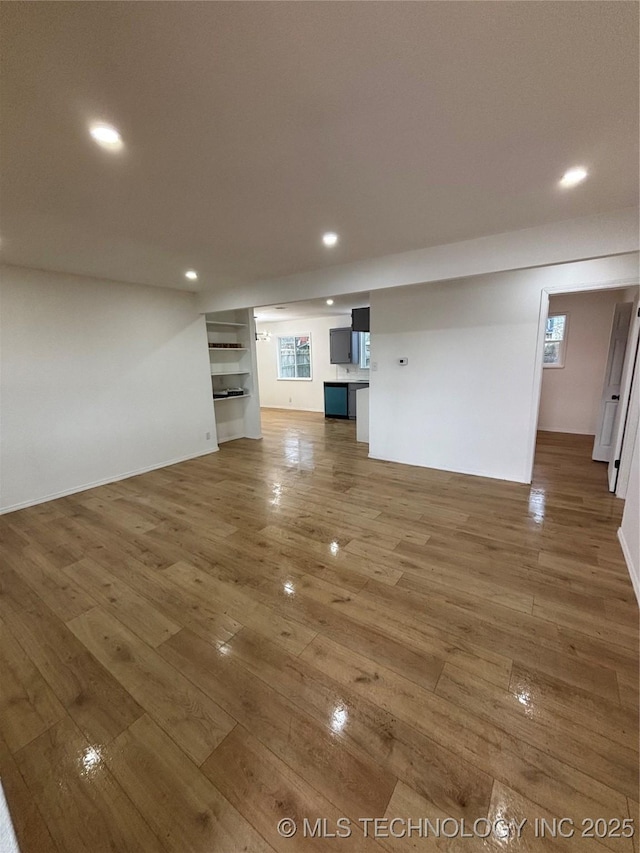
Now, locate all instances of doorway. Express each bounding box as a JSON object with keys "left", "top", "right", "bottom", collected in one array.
[
  {"left": 533, "top": 285, "right": 639, "bottom": 494},
  {"left": 253, "top": 295, "right": 371, "bottom": 429}
]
